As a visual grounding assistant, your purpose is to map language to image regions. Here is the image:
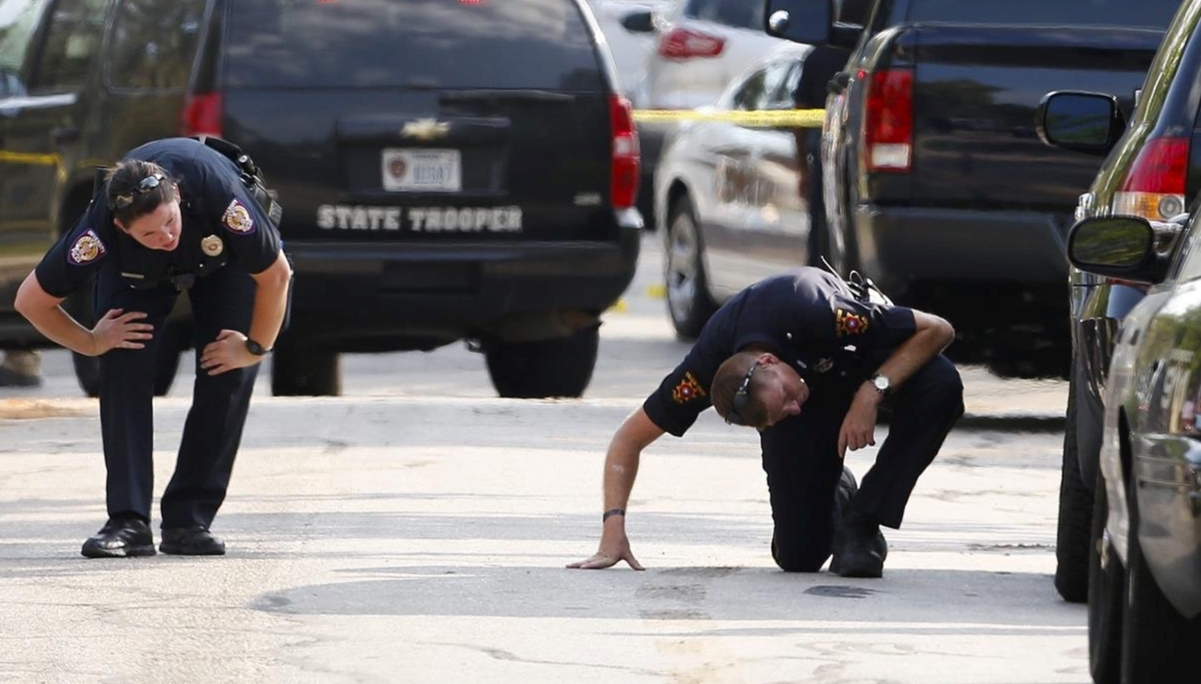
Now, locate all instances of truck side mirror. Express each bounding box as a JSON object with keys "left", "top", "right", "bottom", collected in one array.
[
  {"left": 1036, "top": 91, "right": 1125, "bottom": 156},
  {"left": 765, "top": 0, "right": 833, "bottom": 45},
  {"left": 1068, "top": 216, "right": 1169, "bottom": 283}
]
